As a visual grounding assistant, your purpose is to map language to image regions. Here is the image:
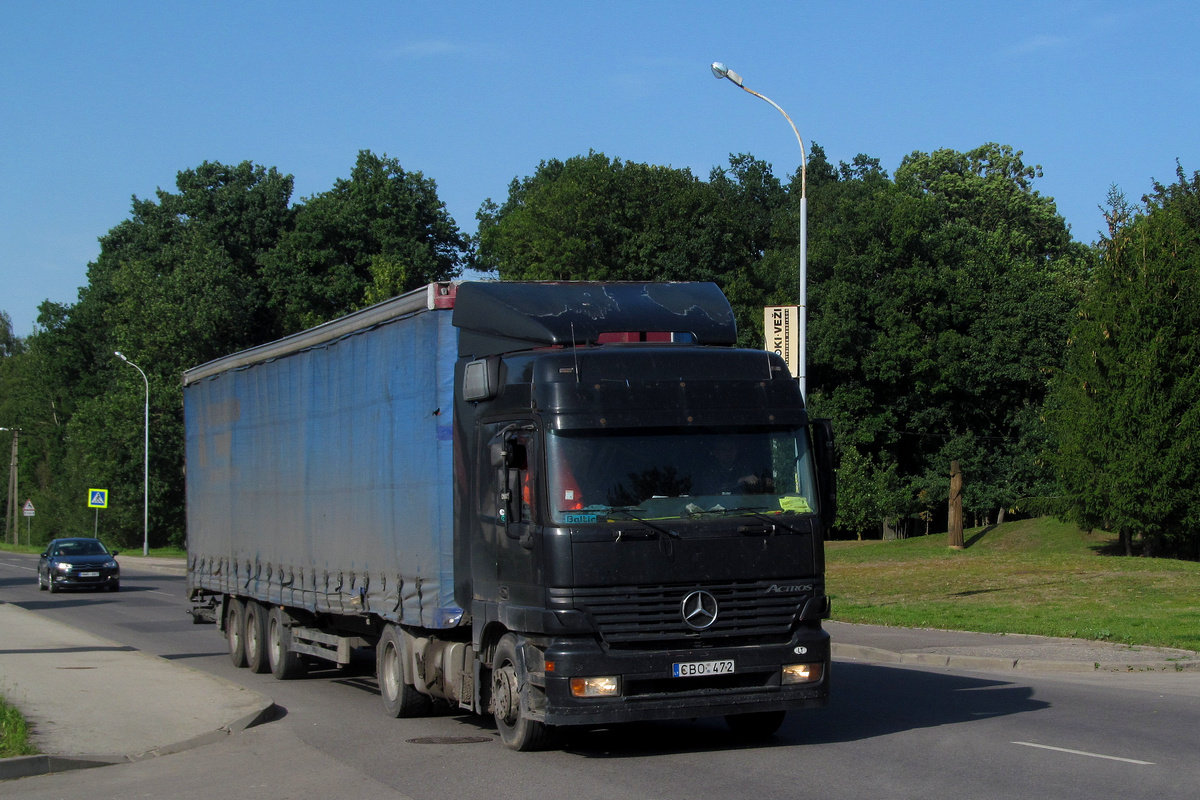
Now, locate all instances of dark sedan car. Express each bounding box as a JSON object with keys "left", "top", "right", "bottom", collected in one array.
[{"left": 37, "top": 538, "right": 121, "bottom": 592}]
